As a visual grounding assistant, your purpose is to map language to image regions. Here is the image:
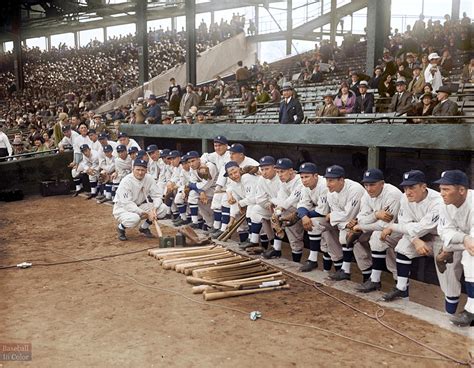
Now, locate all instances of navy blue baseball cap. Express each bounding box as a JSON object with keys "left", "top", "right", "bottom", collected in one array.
[
  {"left": 324, "top": 165, "right": 345, "bottom": 178},
  {"left": 214, "top": 135, "right": 228, "bottom": 145},
  {"left": 400, "top": 170, "right": 426, "bottom": 186},
  {"left": 134, "top": 159, "right": 148, "bottom": 168},
  {"left": 103, "top": 144, "right": 113, "bottom": 153},
  {"left": 88, "top": 129, "right": 97, "bottom": 135},
  {"left": 118, "top": 132, "right": 128, "bottom": 138},
  {"left": 361, "top": 168, "right": 385, "bottom": 183},
  {"left": 229, "top": 143, "right": 245, "bottom": 154},
  {"left": 61, "top": 125, "right": 71, "bottom": 132},
  {"left": 116, "top": 144, "right": 127, "bottom": 153},
  {"left": 146, "top": 144, "right": 158, "bottom": 153},
  {"left": 275, "top": 158, "right": 293, "bottom": 170},
  {"left": 128, "top": 146, "right": 139, "bottom": 154},
  {"left": 180, "top": 154, "right": 189, "bottom": 163},
  {"left": 224, "top": 161, "right": 240, "bottom": 176},
  {"left": 160, "top": 148, "right": 171, "bottom": 157},
  {"left": 298, "top": 162, "right": 318, "bottom": 174},
  {"left": 168, "top": 150, "right": 181, "bottom": 159},
  {"left": 259, "top": 156, "right": 275, "bottom": 167},
  {"left": 80, "top": 144, "right": 90, "bottom": 152},
  {"left": 434, "top": 170, "right": 469, "bottom": 187},
  {"left": 98, "top": 132, "right": 108, "bottom": 140},
  {"left": 137, "top": 150, "right": 146, "bottom": 159},
  {"left": 186, "top": 151, "right": 200, "bottom": 159}
]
